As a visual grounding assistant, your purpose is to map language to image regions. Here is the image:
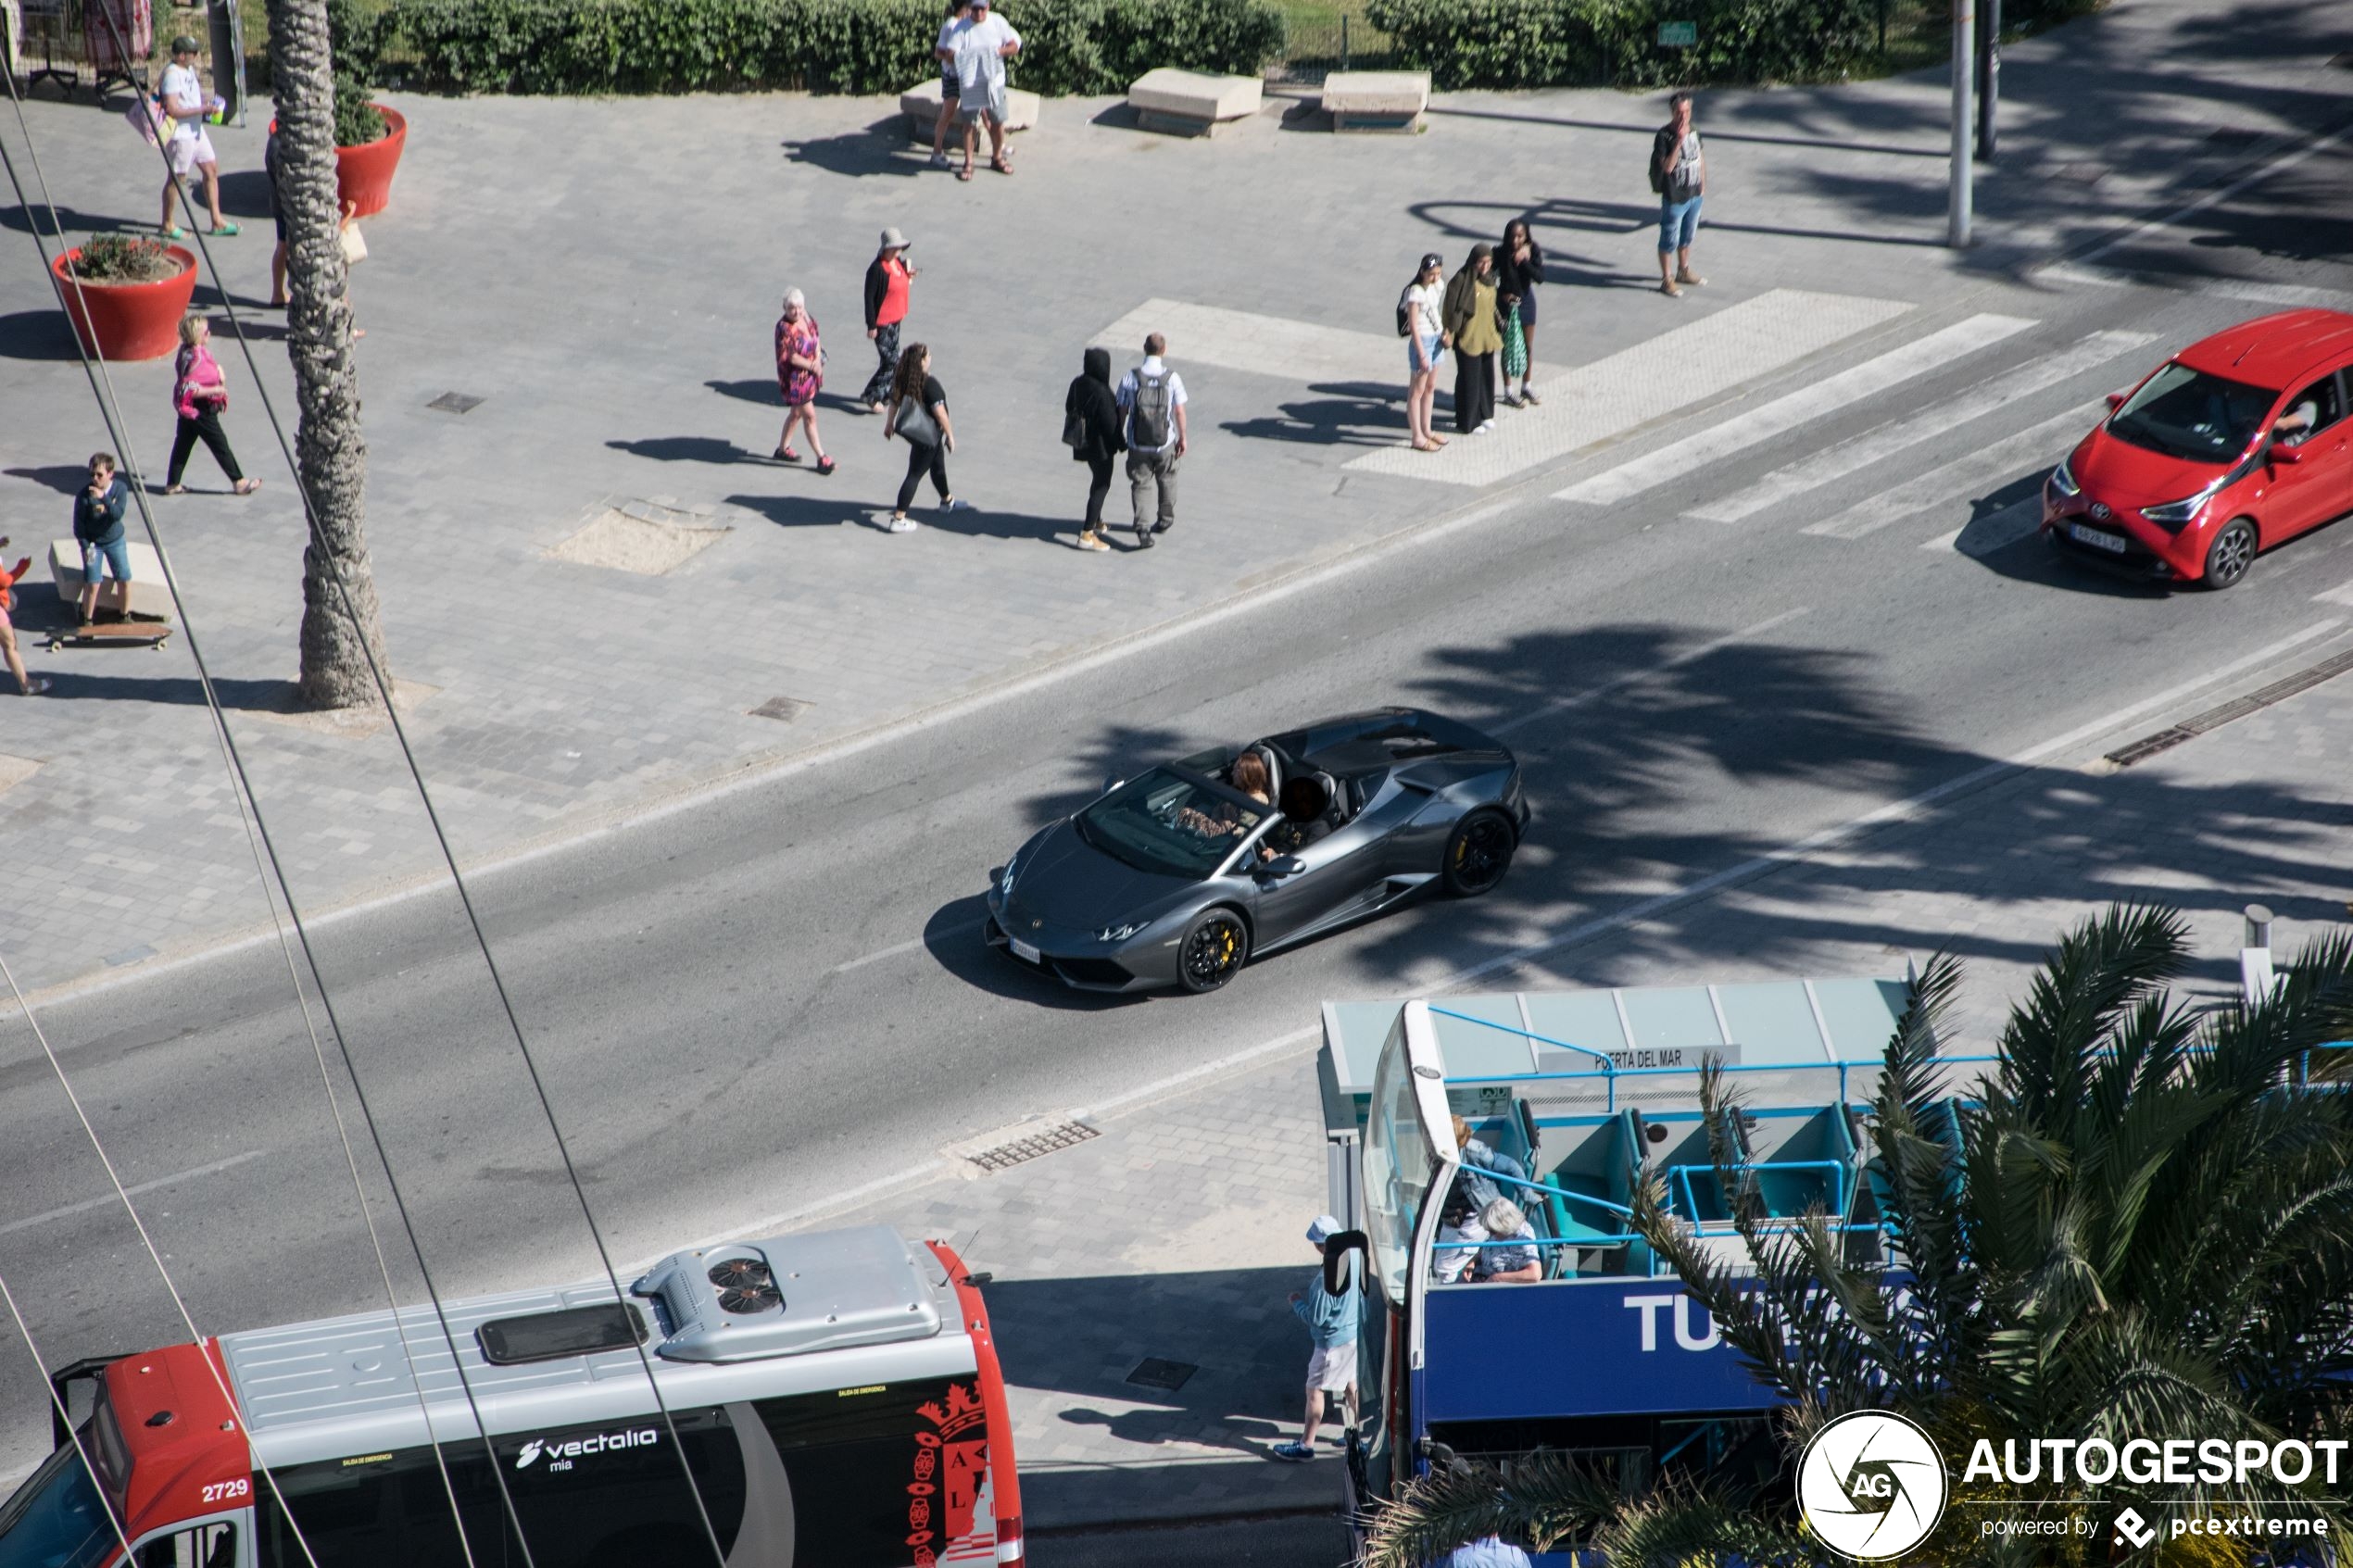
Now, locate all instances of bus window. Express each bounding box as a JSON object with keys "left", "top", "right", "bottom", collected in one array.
[
  {"left": 752, "top": 1376, "right": 991, "bottom": 1568},
  {"left": 0, "top": 1441, "right": 117, "bottom": 1568},
  {"left": 1363, "top": 1010, "right": 1438, "bottom": 1305},
  {"left": 133, "top": 1522, "right": 234, "bottom": 1568}
]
